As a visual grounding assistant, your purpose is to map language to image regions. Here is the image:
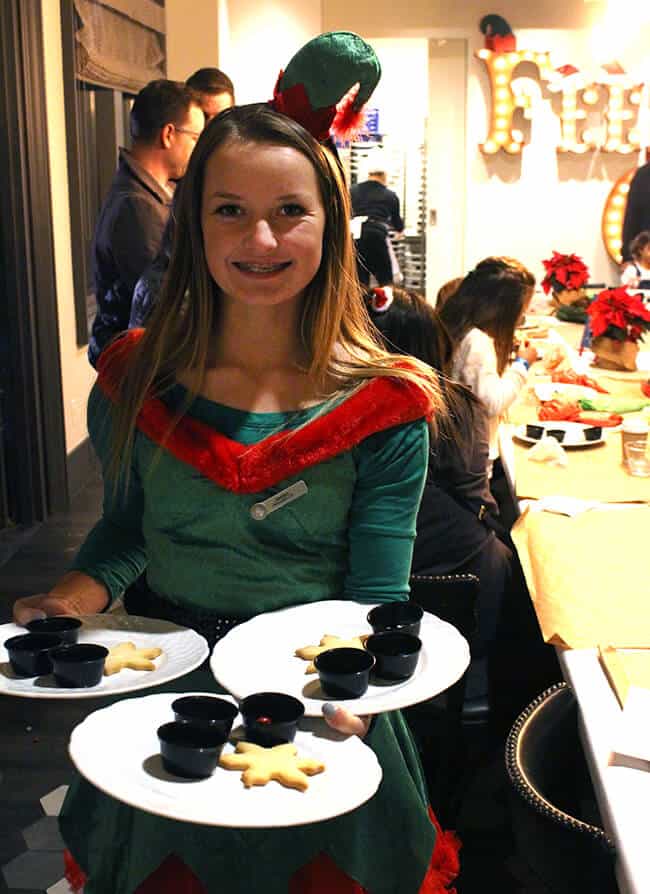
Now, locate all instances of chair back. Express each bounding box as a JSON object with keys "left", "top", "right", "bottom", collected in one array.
[
  {"left": 506, "top": 682, "right": 617, "bottom": 894},
  {"left": 404, "top": 572, "right": 480, "bottom": 824},
  {"left": 408, "top": 572, "right": 480, "bottom": 647}
]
